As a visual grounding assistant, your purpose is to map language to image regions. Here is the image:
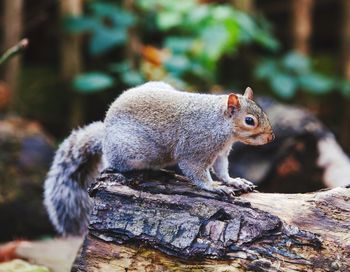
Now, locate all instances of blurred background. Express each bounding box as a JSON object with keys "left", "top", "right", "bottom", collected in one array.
[
  {"left": 0, "top": 0, "right": 350, "bottom": 268},
  {"left": 1, "top": 0, "right": 350, "bottom": 142}
]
